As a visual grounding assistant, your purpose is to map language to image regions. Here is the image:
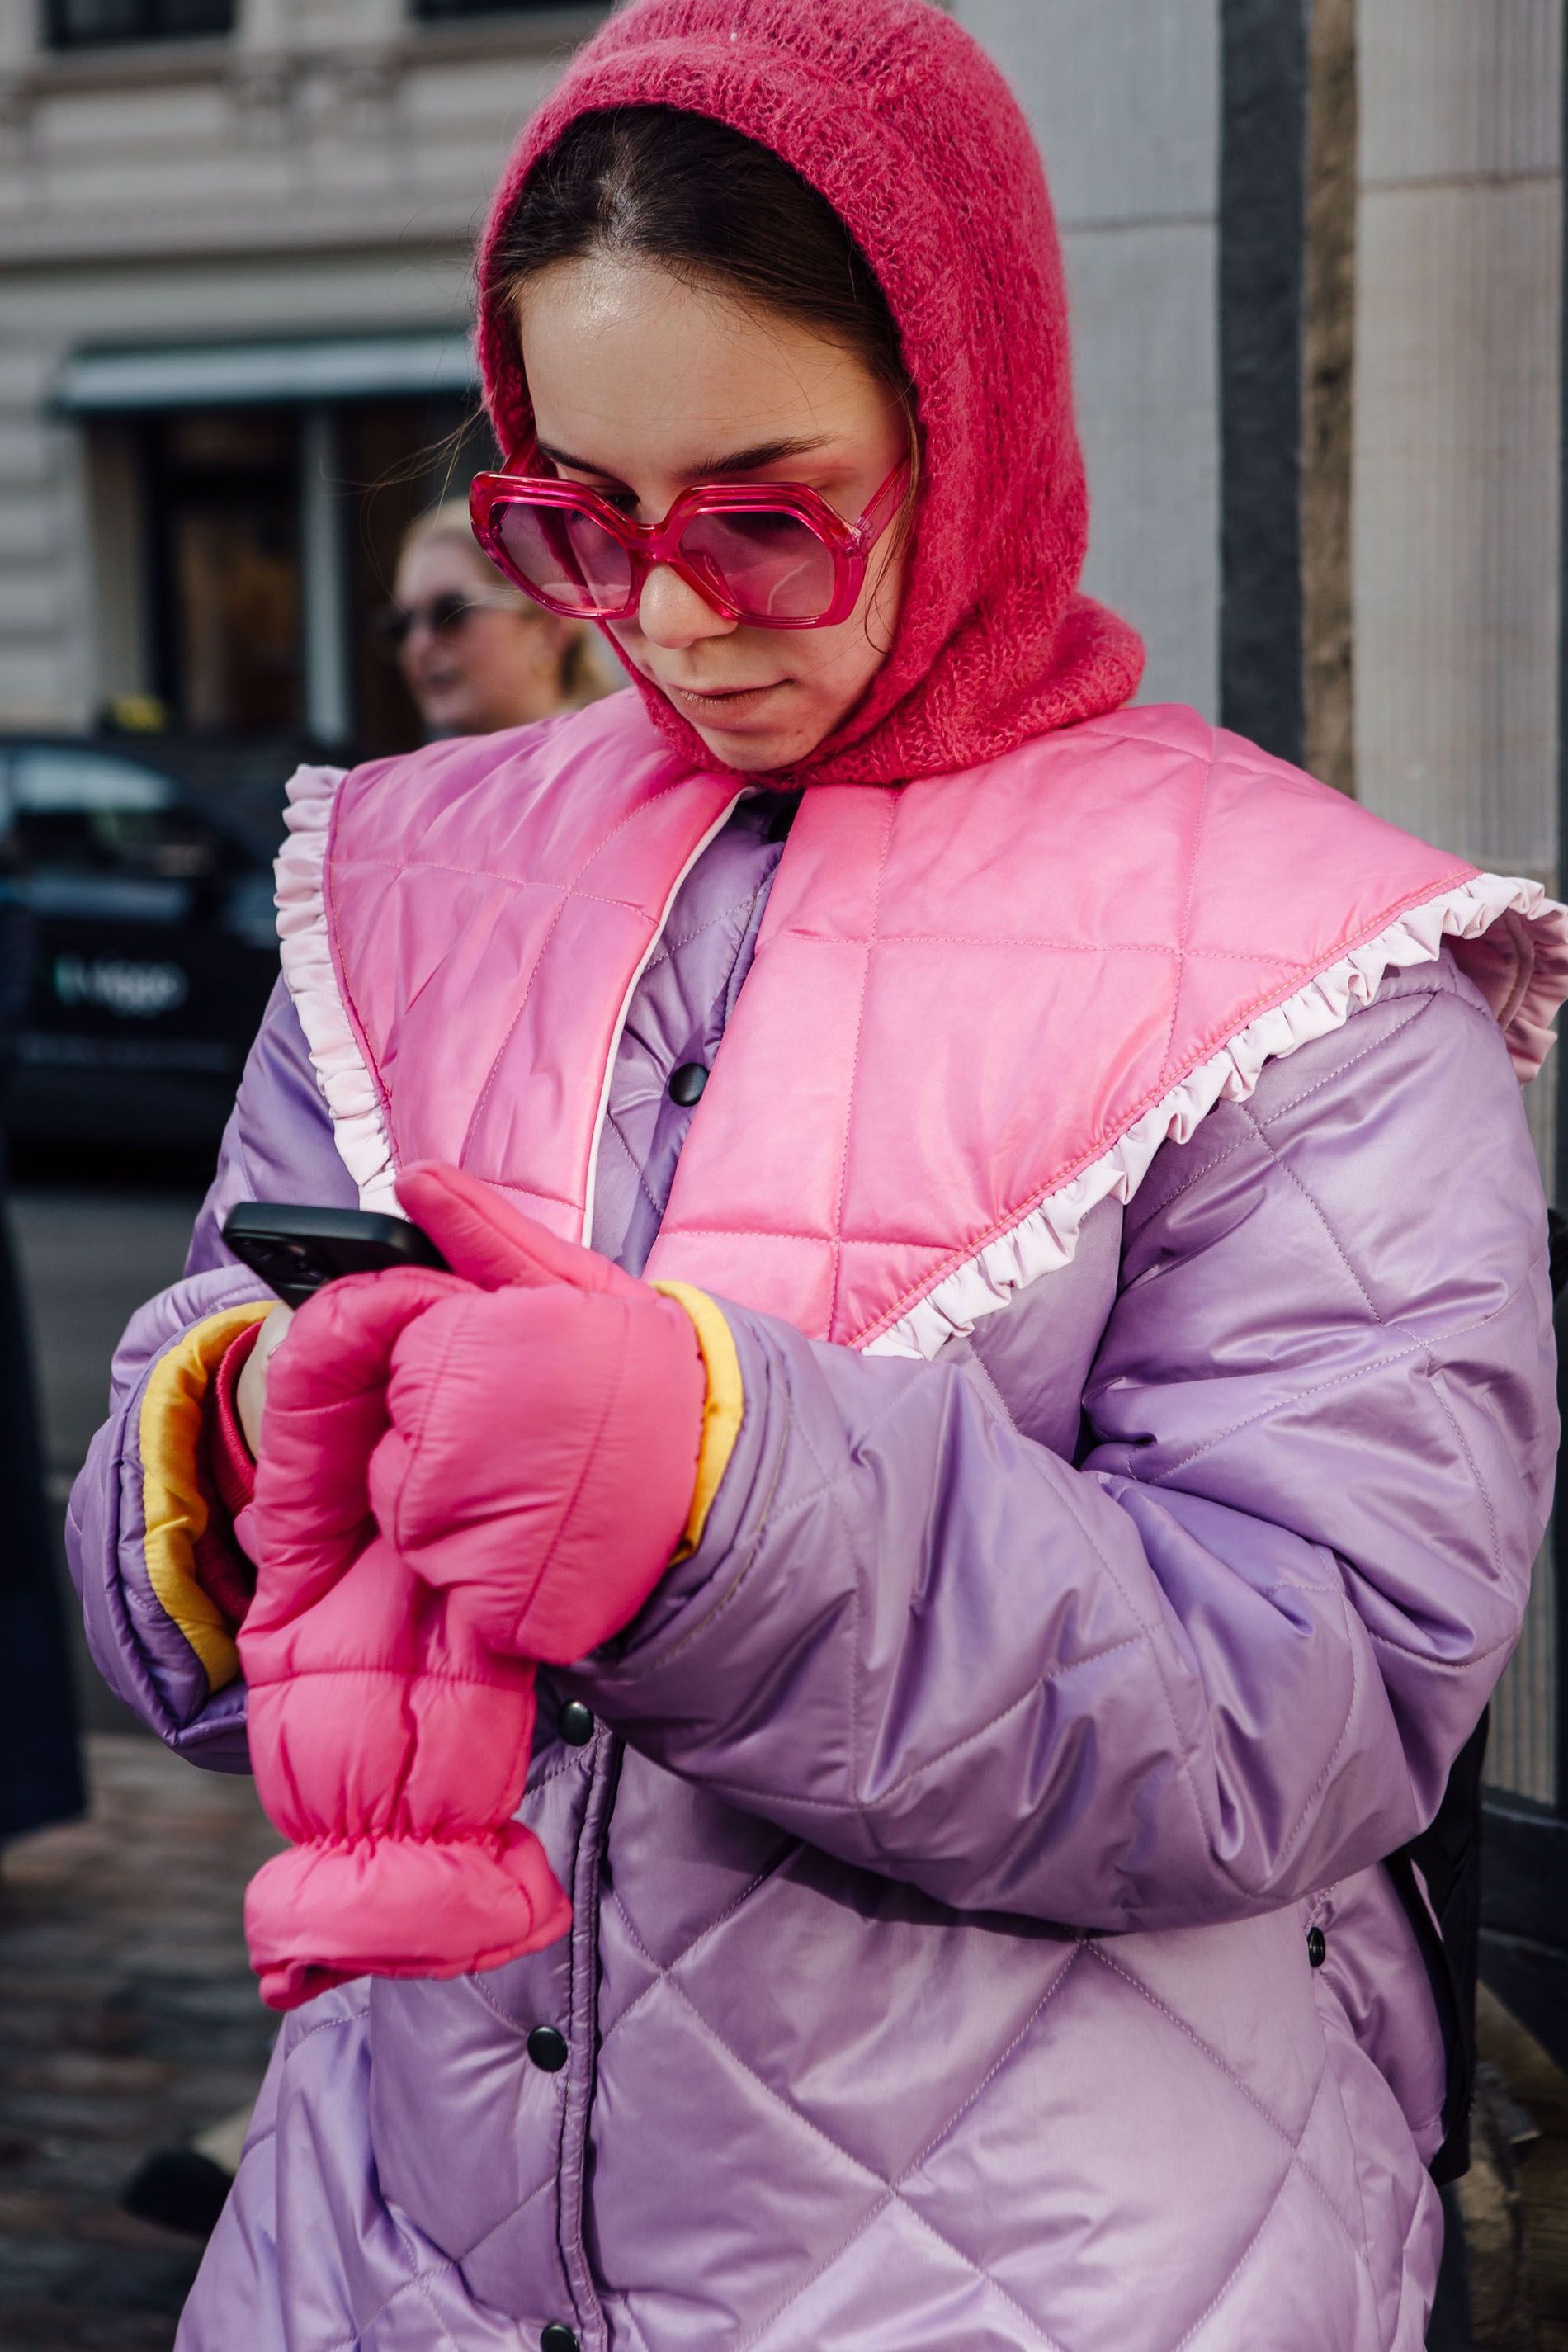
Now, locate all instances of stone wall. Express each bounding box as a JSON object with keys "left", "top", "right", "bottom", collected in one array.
[
  {"left": 1354, "top": 0, "right": 1561, "bottom": 880},
  {"left": 1350, "top": 0, "right": 1562, "bottom": 1801}
]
